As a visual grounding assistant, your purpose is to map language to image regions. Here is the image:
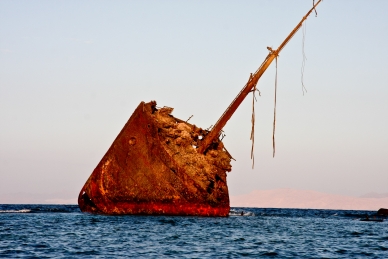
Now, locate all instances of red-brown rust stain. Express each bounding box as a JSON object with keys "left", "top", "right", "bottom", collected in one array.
[{"left": 78, "top": 101, "right": 231, "bottom": 216}]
